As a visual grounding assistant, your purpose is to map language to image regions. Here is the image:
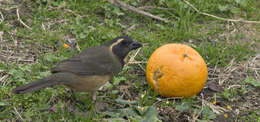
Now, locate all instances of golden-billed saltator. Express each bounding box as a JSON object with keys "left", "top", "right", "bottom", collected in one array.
[{"left": 12, "top": 36, "right": 142, "bottom": 100}]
